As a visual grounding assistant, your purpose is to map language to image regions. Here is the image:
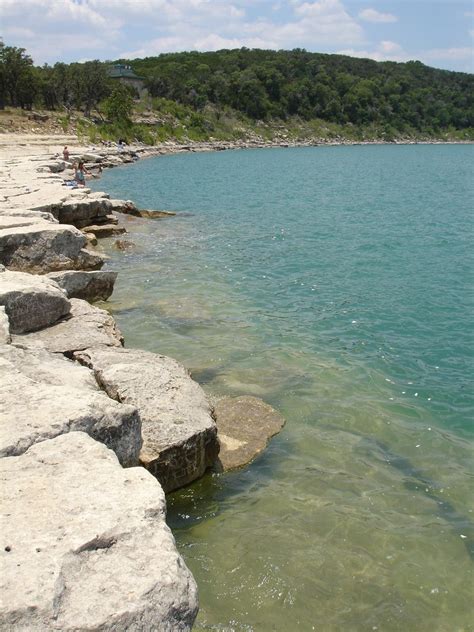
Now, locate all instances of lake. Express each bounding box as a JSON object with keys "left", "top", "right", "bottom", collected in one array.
[{"left": 92, "top": 144, "right": 473, "bottom": 631}]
